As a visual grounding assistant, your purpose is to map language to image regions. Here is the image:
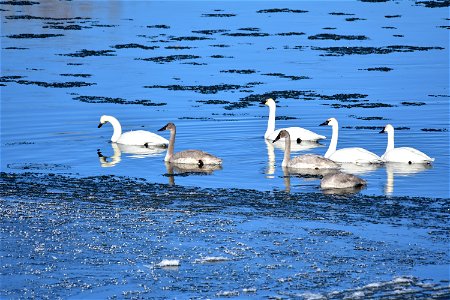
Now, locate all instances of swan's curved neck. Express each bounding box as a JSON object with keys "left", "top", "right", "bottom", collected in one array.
[
  {"left": 282, "top": 137, "right": 291, "bottom": 167},
  {"left": 265, "top": 104, "right": 276, "bottom": 138},
  {"left": 385, "top": 129, "right": 394, "bottom": 153},
  {"left": 325, "top": 122, "right": 338, "bottom": 158},
  {"left": 108, "top": 117, "right": 122, "bottom": 143},
  {"left": 165, "top": 127, "right": 176, "bottom": 162}
]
